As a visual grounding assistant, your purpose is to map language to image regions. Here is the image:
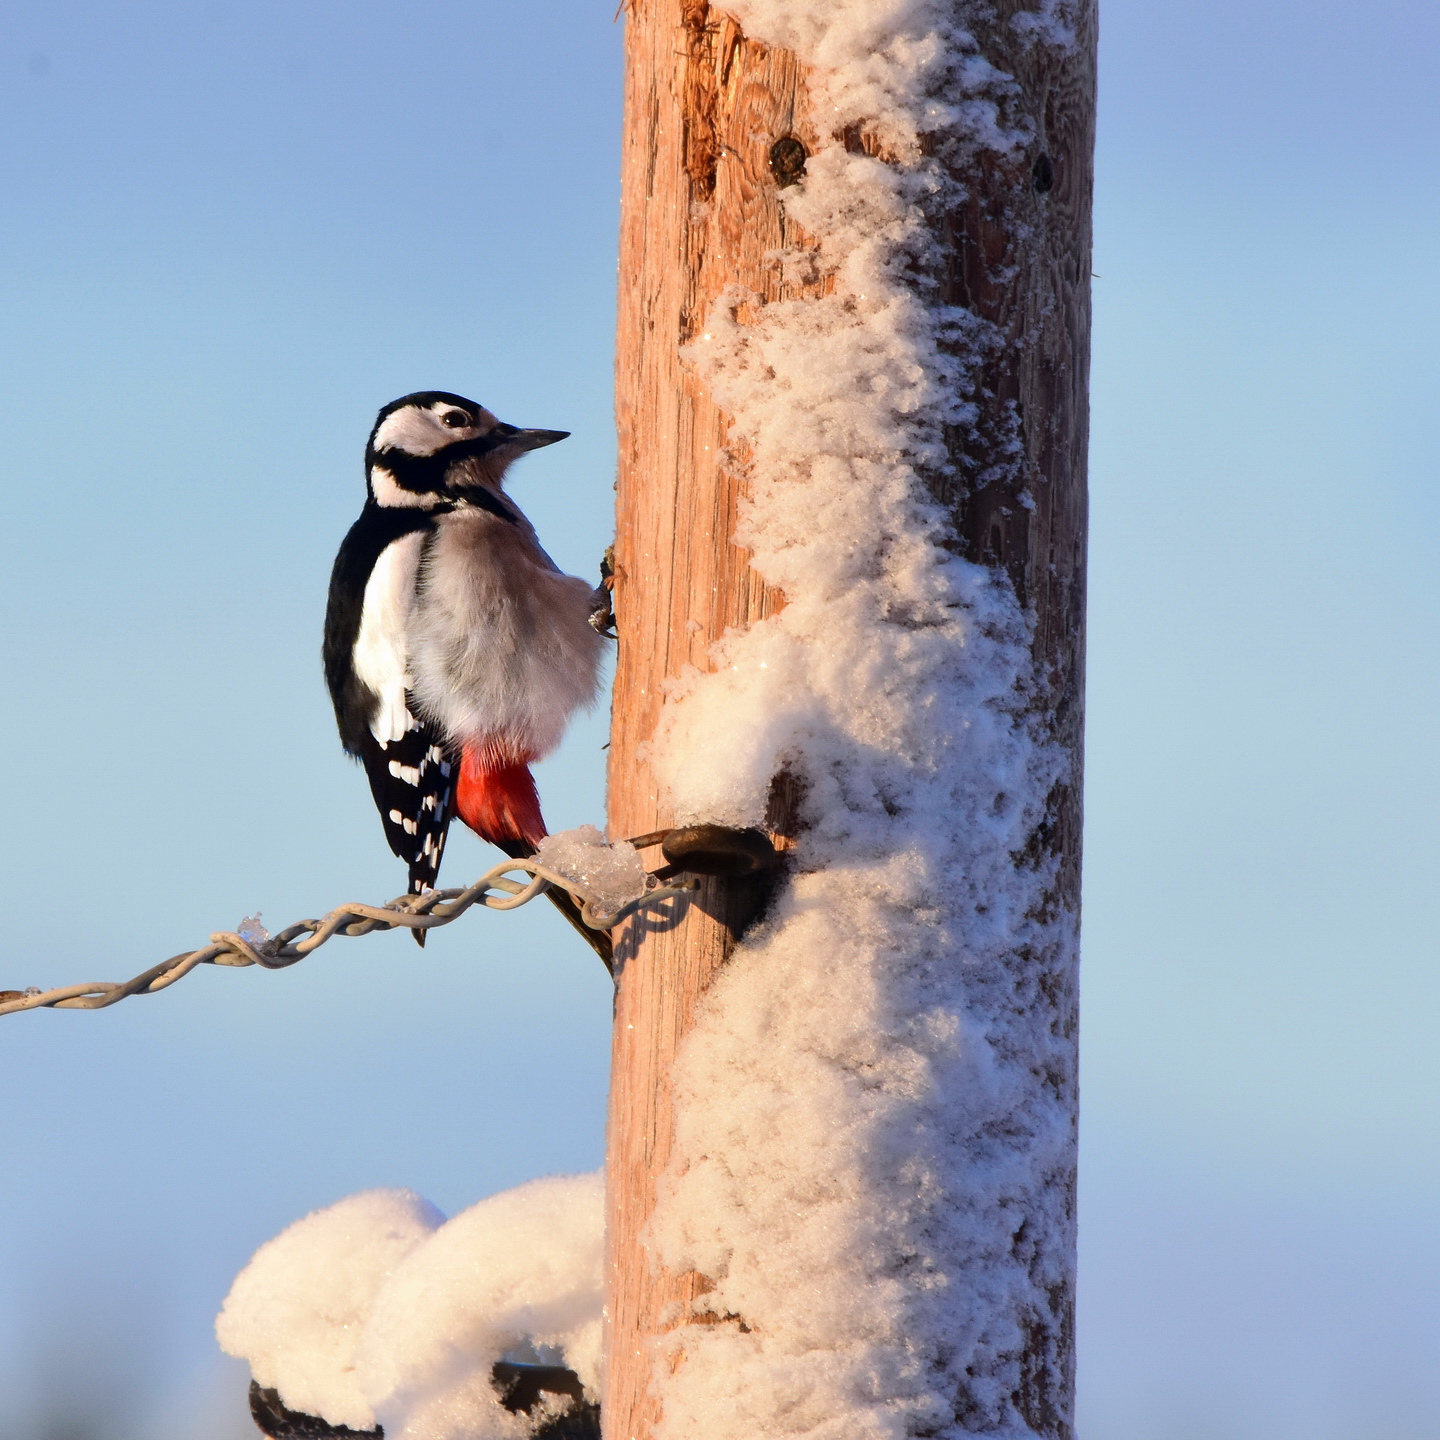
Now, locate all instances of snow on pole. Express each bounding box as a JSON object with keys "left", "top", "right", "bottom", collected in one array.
[{"left": 606, "top": 0, "right": 1092, "bottom": 1437}]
